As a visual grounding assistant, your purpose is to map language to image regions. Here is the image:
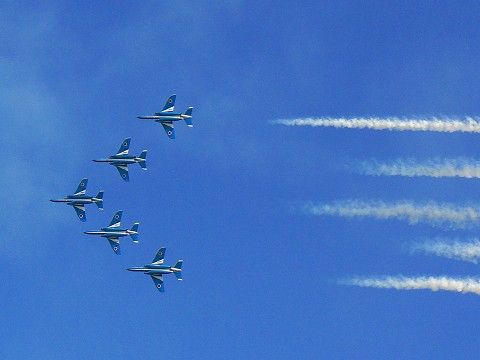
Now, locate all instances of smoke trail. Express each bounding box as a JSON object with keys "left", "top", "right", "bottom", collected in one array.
[
  {"left": 303, "top": 200, "right": 480, "bottom": 228},
  {"left": 272, "top": 116, "right": 480, "bottom": 133},
  {"left": 357, "top": 158, "right": 480, "bottom": 179},
  {"left": 340, "top": 276, "right": 480, "bottom": 295},
  {"left": 412, "top": 238, "right": 480, "bottom": 264}
]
